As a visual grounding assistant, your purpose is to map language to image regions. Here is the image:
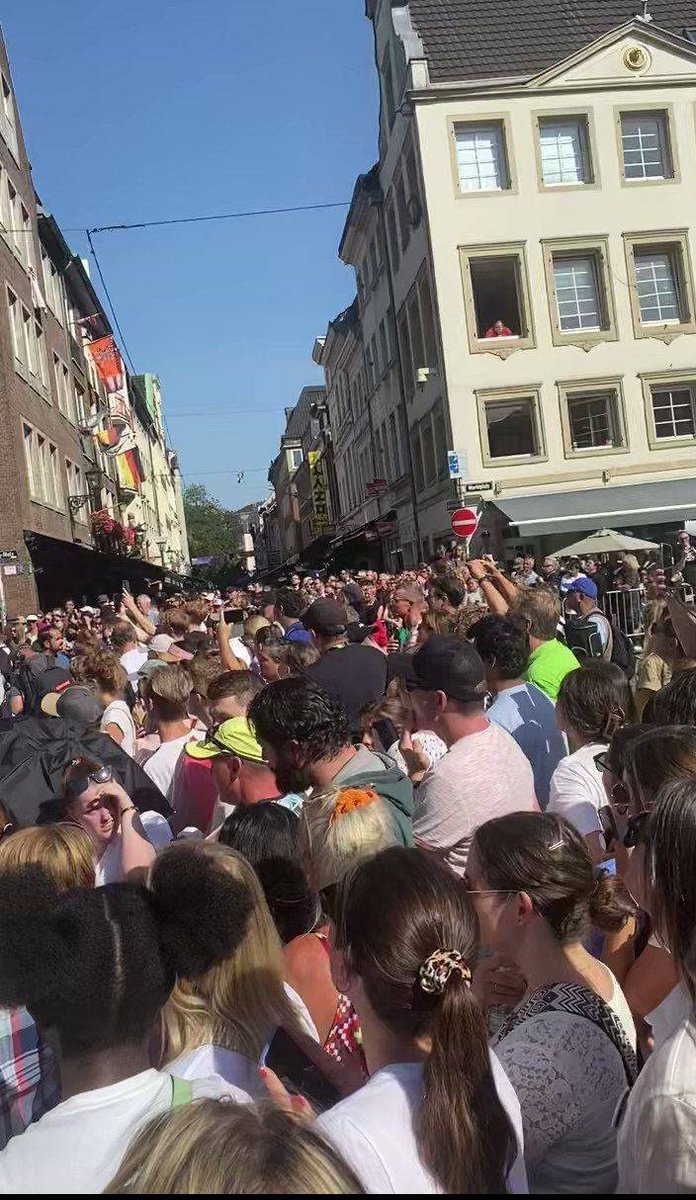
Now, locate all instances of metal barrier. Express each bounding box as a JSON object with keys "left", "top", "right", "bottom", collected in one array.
[{"left": 604, "top": 588, "right": 644, "bottom": 636}]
